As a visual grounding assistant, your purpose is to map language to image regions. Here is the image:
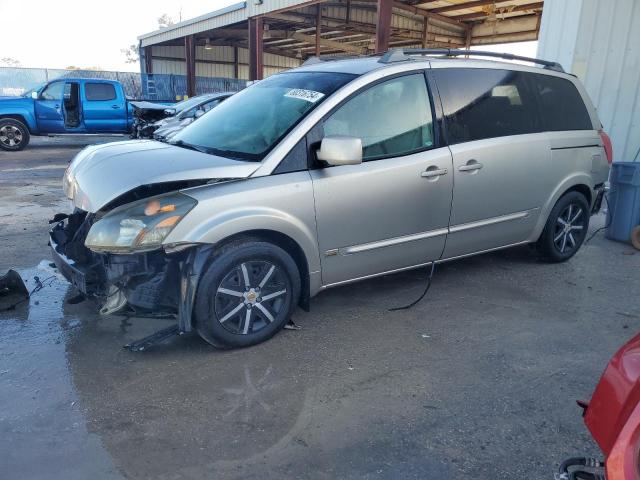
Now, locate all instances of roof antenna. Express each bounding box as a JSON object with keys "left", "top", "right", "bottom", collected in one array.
[{"left": 378, "top": 49, "right": 409, "bottom": 64}]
